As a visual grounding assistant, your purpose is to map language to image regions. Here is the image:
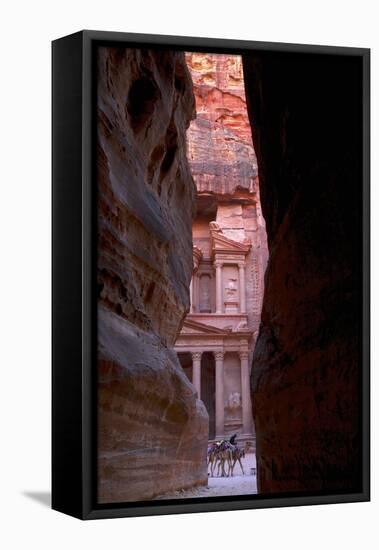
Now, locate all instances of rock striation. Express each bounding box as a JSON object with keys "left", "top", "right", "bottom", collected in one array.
[
  {"left": 243, "top": 52, "right": 363, "bottom": 493},
  {"left": 185, "top": 53, "right": 259, "bottom": 197},
  {"left": 97, "top": 47, "right": 208, "bottom": 503}
]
